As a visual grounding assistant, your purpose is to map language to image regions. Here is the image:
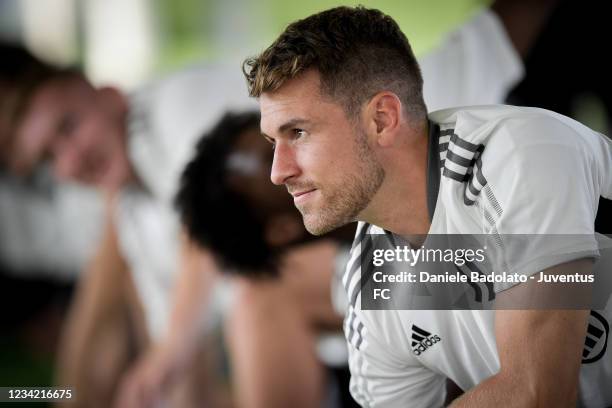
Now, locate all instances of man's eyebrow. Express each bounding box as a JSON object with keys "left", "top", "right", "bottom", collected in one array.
[
  {"left": 260, "top": 118, "right": 310, "bottom": 141},
  {"left": 278, "top": 118, "right": 310, "bottom": 133}
]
